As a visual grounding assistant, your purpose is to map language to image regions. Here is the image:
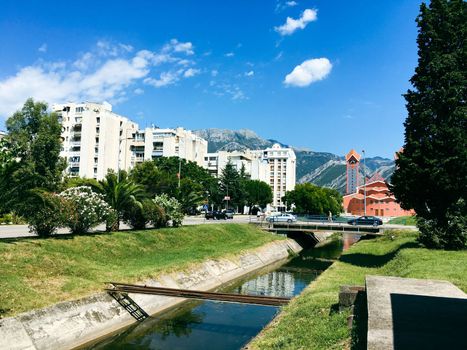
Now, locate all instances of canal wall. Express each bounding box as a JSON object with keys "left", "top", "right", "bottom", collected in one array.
[{"left": 0, "top": 238, "right": 302, "bottom": 350}]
